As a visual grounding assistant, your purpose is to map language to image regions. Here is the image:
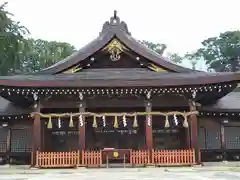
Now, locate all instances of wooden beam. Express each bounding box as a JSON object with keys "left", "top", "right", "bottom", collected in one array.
[
  {"left": 40, "top": 101, "right": 79, "bottom": 108},
  {"left": 40, "top": 96, "right": 189, "bottom": 109}
]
